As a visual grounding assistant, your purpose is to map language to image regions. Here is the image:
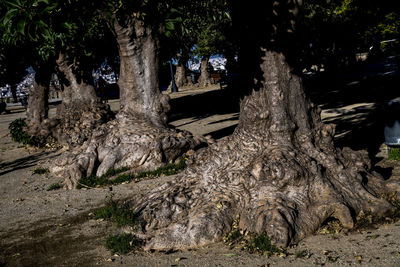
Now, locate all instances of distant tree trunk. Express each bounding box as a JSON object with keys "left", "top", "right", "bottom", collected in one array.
[
  {"left": 198, "top": 55, "right": 211, "bottom": 87},
  {"left": 10, "top": 84, "right": 18, "bottom": 103},
  {"left": 52, "top": 16, "right": 204, "bottom": 189},
  {"left": 224, "top": 51, "right": 236, "bottom": 73},
  {"left": 175, "top": 51, "right": 188, "bottom": 87},
  {"left": 125, "top": 0, "right": 399, "bottom": 251},
  {"left": 25, "top": 64, "right": 51, "bottom": 142}
]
